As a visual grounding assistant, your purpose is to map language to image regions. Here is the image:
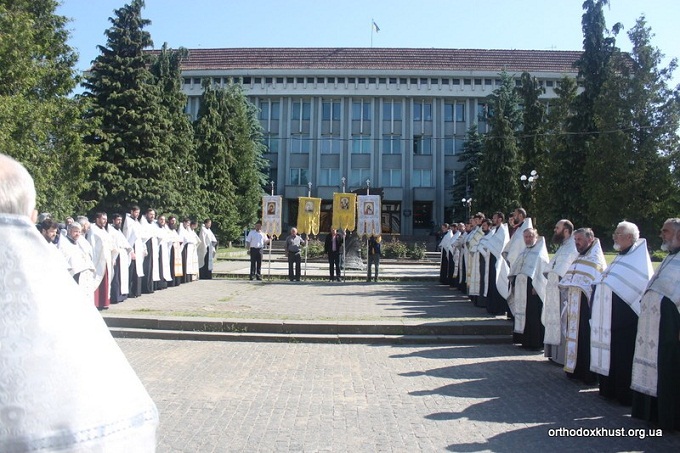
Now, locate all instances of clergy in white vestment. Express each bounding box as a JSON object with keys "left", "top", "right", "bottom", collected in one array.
[
  {"left": 122, "top": 206, "right": 145, "bottom": 297},
  {"left": 484, "top": 213, "right": 510, "bottom": 315},
  {"left": 198, "top": 218, "right": 218, "bottom": 279},
  {"left": 166, "top": 216, "right": 184, "bottom": 286},
  {"left": 454, "top": 223, "right": 470, "bottom": 291},
  {"left": 474, "top": 219, "right": 494, "bottom": 307},
  {"left": 502, "top": 207, "right": 532, "bottom": 267},
  {"left": 559, "top": 228, "right": 606, "bottom": 384},
  {"left": 154, "top": 215, "right": 173, "bottom": 290},
  {"left": 180, "top": 219, "right": 201, "bottom": 283},
  {"left": 507, "top": 229, "right": 550, "bottom": 349},
  {"left": 107, "top": 214, "right": 133, "bottom": 304},
  {"left": 0, "top": 153, "right": 158, "bottom": 452},
  {"left": 631, "top": 218, "right": 680, "bottom": 431},
  {"left": 88, "top": 212, "right": 117, "bottom": 310},
  {"left": 437, "top": 223, "right": 454, "bottom": 284},
  {"left": 466, "top": 213, "right": 487, "bottom": 304},
  {"left": 140, "top": 209, "right": 160, "bottom": 294},
  {"left": 542, "top": 219, "right": 579, "bottom": 365},
  {"left": 446, "top": 227, "right": 461, "bottom": 285},
  {"left": 590, "top": 221, "right": 652, "bottom": 406},
  {"left": 58, "top": 222, "right": 97, "bottom": 297}
]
